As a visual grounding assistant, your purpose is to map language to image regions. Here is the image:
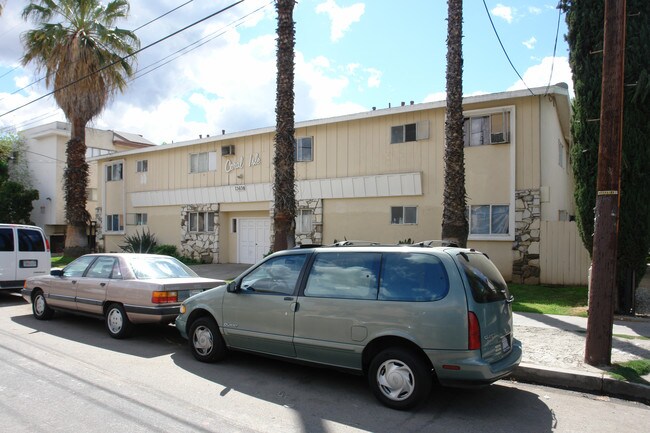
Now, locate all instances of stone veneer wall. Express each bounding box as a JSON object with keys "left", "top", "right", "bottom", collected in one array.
[
  {"left": 512, "top": 189, "right": 541, "bottom": 284},
  {"left": 295, "top": 199, "right": 323, "bottom": 245},
  {"left": 269, "top": 199, "right": 323, "bottom": 247},
  {"left": 180, "top": 204, "right": 219, "bottom": 263},
  {"left": 95, "top": 207, "right": 104, "bottom": 252}
]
